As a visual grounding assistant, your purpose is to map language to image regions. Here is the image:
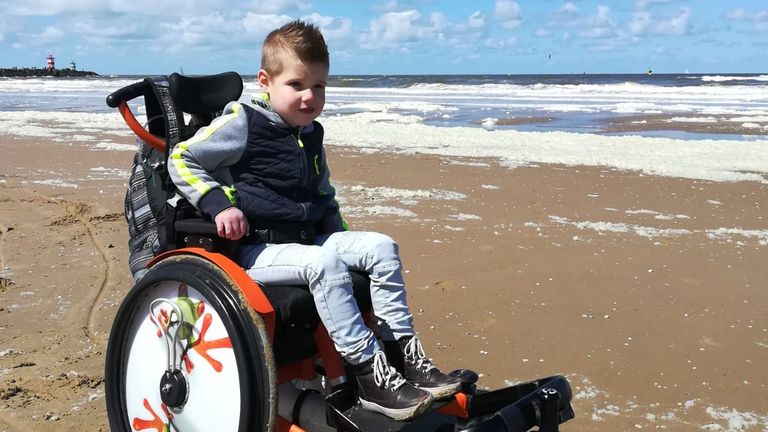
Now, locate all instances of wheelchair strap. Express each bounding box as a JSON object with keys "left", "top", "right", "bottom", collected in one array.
[{"left": 142, "top": 76, "right": 185, "bottom": 151}]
